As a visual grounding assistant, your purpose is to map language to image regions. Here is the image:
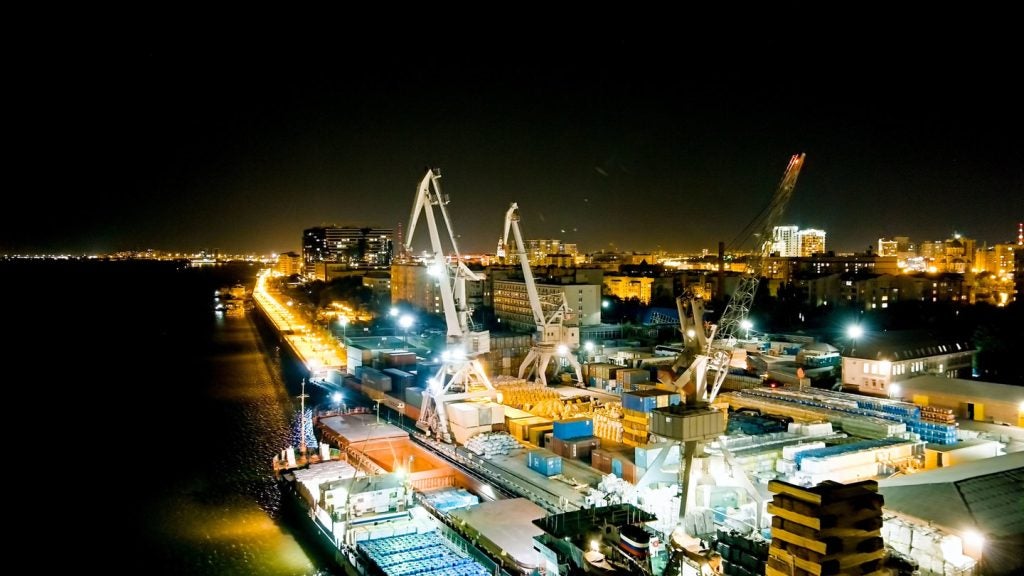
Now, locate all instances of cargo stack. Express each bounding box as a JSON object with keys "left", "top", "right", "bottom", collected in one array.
[
  {"left": 621, "top": 390, "right": 681, "bottom": 447},
  {"left": 446, "top": 402, "right": 492, "bottom": 445},
  {"left": 360, "top": 367, "right": 393, "bottom": 392},
  {"left": 403, "top": 387, "right": 423, "bottom": 408},
  {"left": 382, "top": 368, "right": 415, "bottom": 396},
  {"left": 766, "top": 479, "right": 885, "bottom": 576},
  {"left": 586, "top": 362, "right": 620, "bottom": 390},
  {"left": 617, "top": 368, "right": 653, "bottom": 391},
  {"left": 918, "top": 405, "right": 956, "bottom": 425},
  {"left": 715, "top": 530, "right": 770, "bottom": 575},
  {"left": 549, "top": 417, "right": 599, "bottom": 460},
  {"left": 385, "top": 351, "right": 417, "bottom": 370},
  {"left": 507, "top": 415, "right": 553, "bottom": 443}
]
